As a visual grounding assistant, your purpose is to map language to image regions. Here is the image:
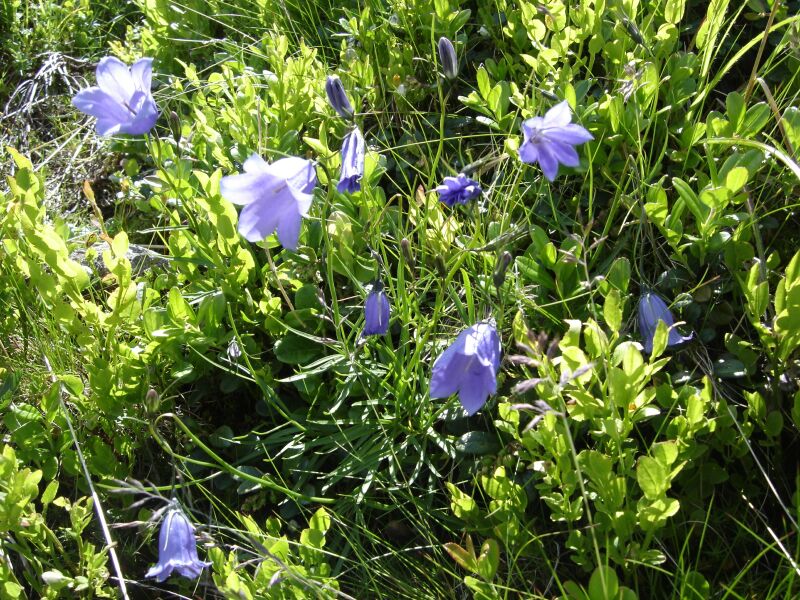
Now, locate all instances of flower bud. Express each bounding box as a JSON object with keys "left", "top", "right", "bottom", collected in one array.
[
  {"left": 169, "top": 111, "right": 181, "bottom": 145},
  {"left": 493, "top": 251, "right": 513, "bottom": 288},
  {"left": 401, "top": 238, "right": 415, "bottom": 270},
  {"left": 638, "top": 291, "right": 693, "bottom": 354},
  {"left": 438, "top": 37, "right": 458, "bottom": 80},
  {"left": 363, "top": 282, "right": 390, "bottom": 336},
  {"left": 145, "top": 388, "right": 160, "bottom": 414},
  {"left": 325, "top": 75, "right": 354, "bottom": 119}
]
